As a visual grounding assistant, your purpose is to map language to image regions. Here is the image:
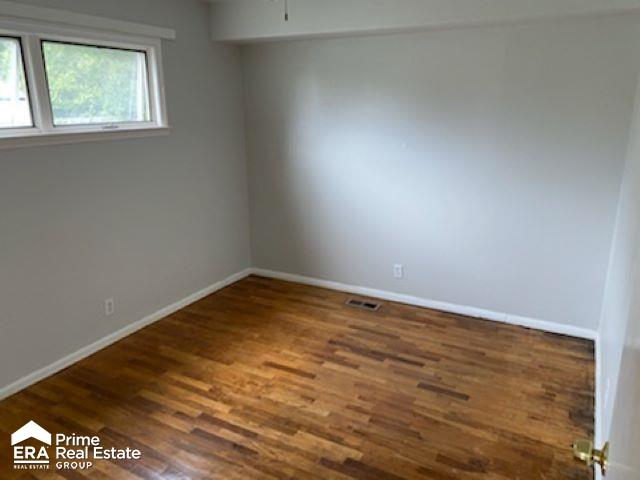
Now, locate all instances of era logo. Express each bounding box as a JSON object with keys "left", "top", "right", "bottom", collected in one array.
[{"left": 11, "top": 421, "right": 51, "bottom": 469}]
